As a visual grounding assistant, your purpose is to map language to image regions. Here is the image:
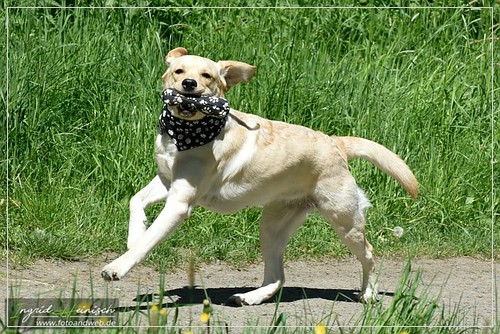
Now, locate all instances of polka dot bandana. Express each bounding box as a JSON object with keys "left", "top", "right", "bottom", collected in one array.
[
  {"left": 161, "top": 88, "right": 230, "bottom": 118},
  {"left": 159, "top": 89, "right": 230, "bottom": 151}
]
